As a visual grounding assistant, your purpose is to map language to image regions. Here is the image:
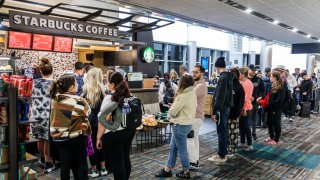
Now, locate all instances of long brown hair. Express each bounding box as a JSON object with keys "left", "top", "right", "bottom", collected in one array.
[
  {"left": 176, "top": 74, "right": 194, "bottom": 95},
  {"left": 108, "top": 72, "right": 131, "bottom": 103},
  {"left": 271, "top": 71, "right": 283, "bottom": 93}
]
